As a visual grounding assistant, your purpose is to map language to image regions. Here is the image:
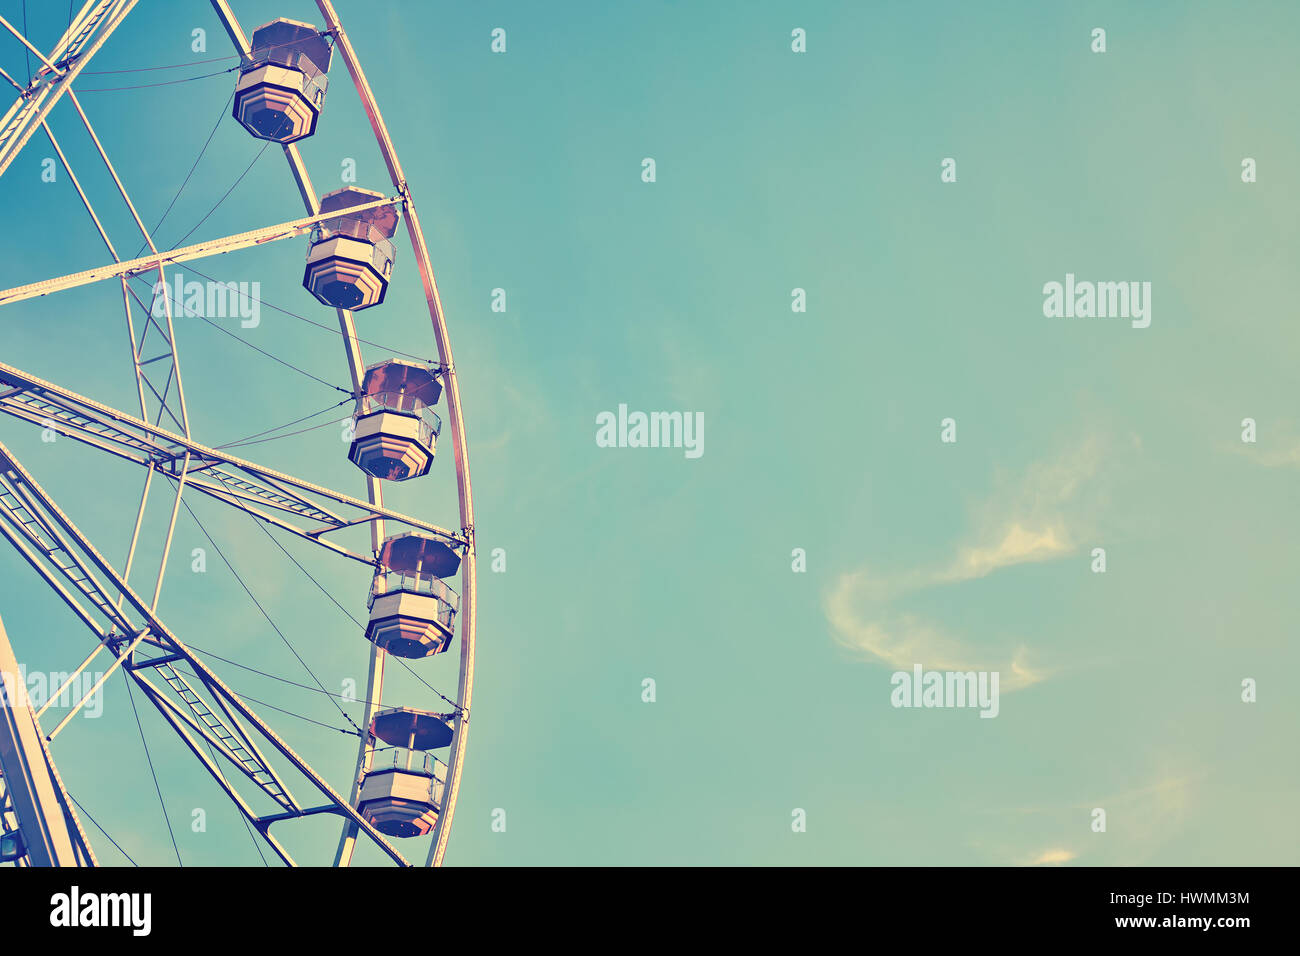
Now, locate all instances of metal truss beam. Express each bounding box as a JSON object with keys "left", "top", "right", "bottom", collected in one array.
[
  {"left": 127, "top": 670, "right": 297, "bottom": 866},
  {"left": 0, "top": 359, "right": 466, "bottom": 550},
  {"left": 0, "top": 470, "right": 139, "bottom": 640},
  {"left": 0, "top": 615, "right": 93, "bottom": 866},
  {"left": 129, "top": 661, "right": 297, "bottom": 811},
  {"left": 207, "top": 0, "right": 397, "bottom": 868},
  {"left": 0, "top": 438, "right": 410, "bottom": 866},
  {"left": 0, "top": 1, "right": 136, "bottom": 178},
  {"left": 0, "top": 1, "right": 420, "bottom": 868}
]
